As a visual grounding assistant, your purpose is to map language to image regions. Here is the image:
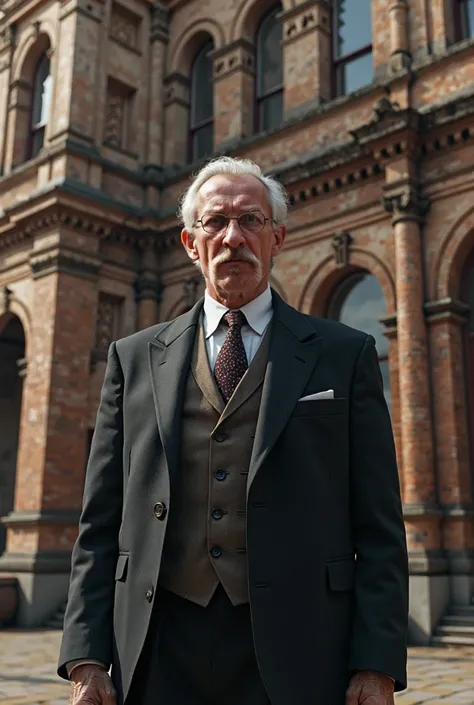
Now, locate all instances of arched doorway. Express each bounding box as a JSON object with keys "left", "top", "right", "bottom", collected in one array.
[
  {"left": 327, "top": 270, "right": 391, "bottom": 409},
  {"left": 0, "top": 315, "right": 26, "bottom": 555},
  {"left": 461, "top": 248, "right": 474, "bottom": 471}
]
